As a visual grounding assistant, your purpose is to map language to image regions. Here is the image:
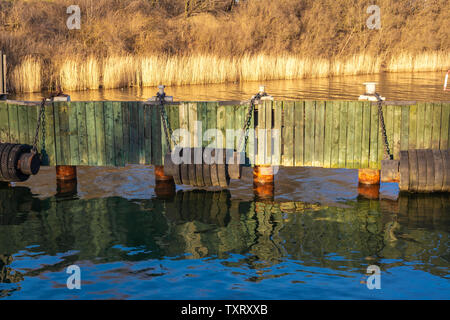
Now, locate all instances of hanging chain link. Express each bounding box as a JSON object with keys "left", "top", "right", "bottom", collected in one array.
[
  {"left": 237, "top": 92, "right": 267, "bottom": 153},
  {"left": 156, "top": 92, "right": 174, "bottom": 153},
  {"left": 32, "top": 96, "right": 51, "bottom": 155},
  {"left": 375, "top": 93, "right": 393, "bottom": 160}
]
